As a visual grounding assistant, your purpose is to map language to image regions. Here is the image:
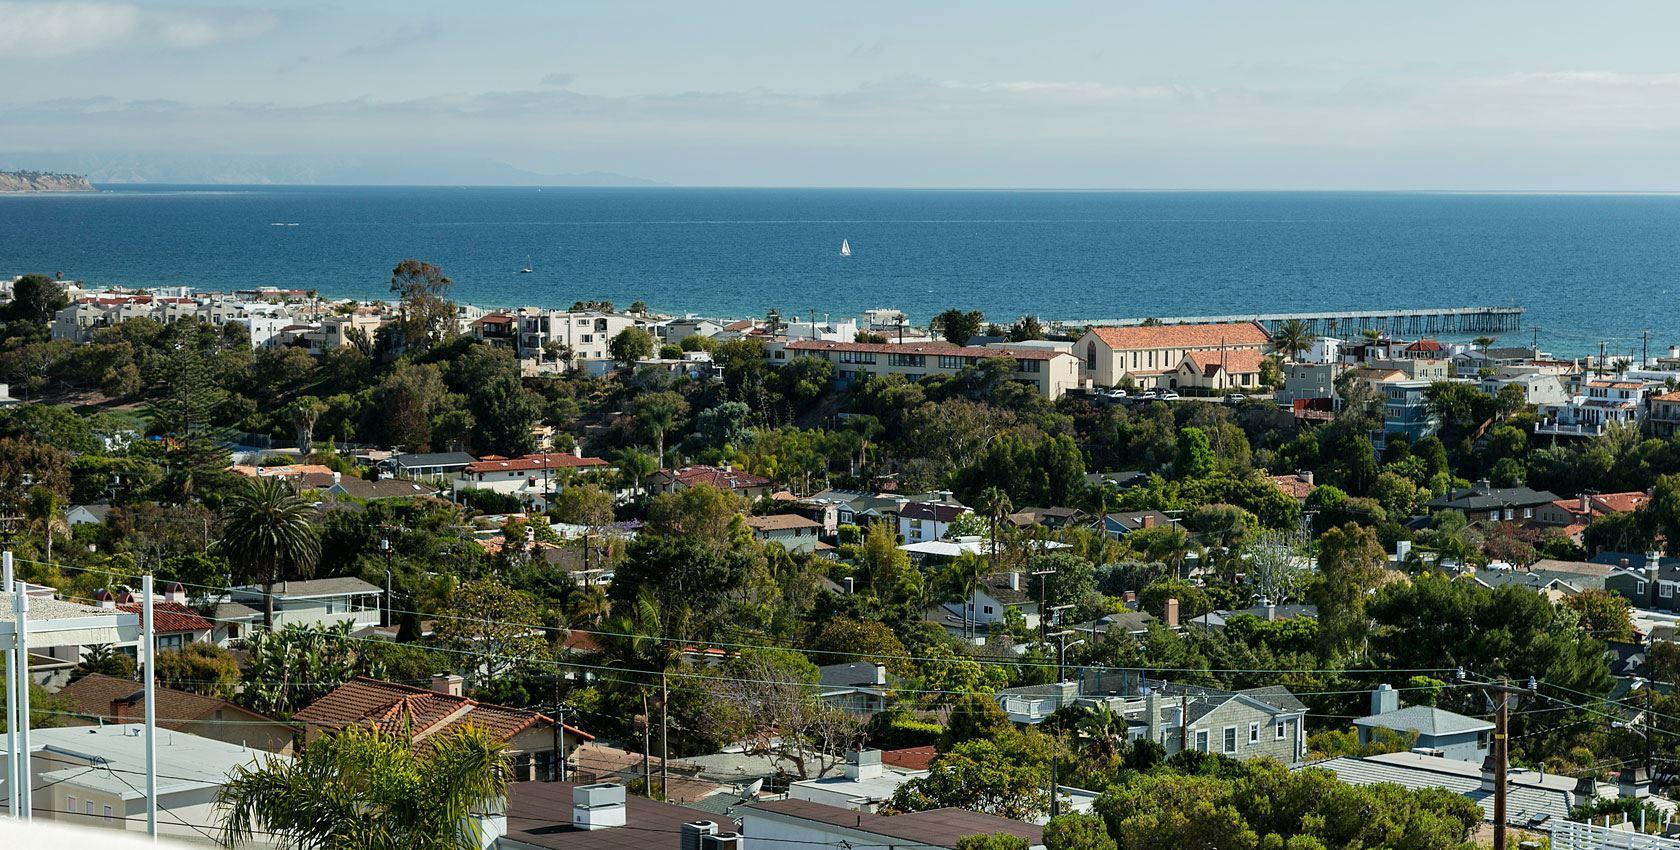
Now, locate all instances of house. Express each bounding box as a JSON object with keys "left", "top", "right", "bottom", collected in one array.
[
  {"left": 653, "top": 317, "right": 726, "bottom": 344},
  {"left": 740, "top": 798, "right": 1043, "bottom": 850},
  {"left": 1135, "top": 682, "right": 1309, "bottom": 764},
  {"left": 293, "top": 675, "right": 593, "bottom": 781},
  {"left": 1170, "top": 348, "right": 1267, "bottom": 392},
  {"left": 1100, "top": 510, "right": 1176, "bottom": 539},
  {"left": 1649, "top": 390, "right": 1680, "bottom": 437},
  {"left": 1076, "top": 322, "right": 1270, "bottom": 389},
  {"left": 377, "top": 451, "right": 477, "bottom": 481},
  {"left": 1352, "top": 685, "right": 1491, "bottom": 762},
  {"left": 765, "top": 339, "right": 1081, "bottom": 400},
  {"left": 1470, "top": 560, "right": 1610, "bottom": 601},
  {"left": 1535, "top": 490, "right": 1651, "bottom": 528},
  {"left": 817, "top": 663, "right": 893, "bottom": 715},
  {"left": 1269, "top": 471, "right": 1317, "bottom": 503},
  {"left": 99, "top": 590, "right": 213, "bottom": 653},
  {"left": 1481, "top": 372, "right": 1571, "bottom": 407},
  {"left": 1424, "top": 480, "right": 1559, "bottom": 525},
  {"left": 313, "top": 474, "right": 440, "bottom": 501},
  {"left": 1536, "top": 380, "right": 1652, "bottom": 438},
  {"left": 54, "top": 673, "right": 295, "bottom": 753},
  {"left": 65, "top": 504, "right": 111, "bottom": 526},
  {"left": 226, "top": 577, "right": 383, "bottom": 633},
  {"left": 929, "top": 571, "right": 1040, "bottom": 635},
  {"left": 898, "top": 492, "right": 970, "bottom": 543},
  {"left": 469, "top": 313, "right": 518, "bottom": 345},
  {"left": 1005, "top": 506, "right": 1088, "bottom": 530},
  {"left": 1377, "top": 379, "right": 1441, "bottom": 447},
  {"left": 1306, "top": 750, "right": 1577, "bottom": 829},
  {"left": 0, "top": 724, "right": 284, "bottom": 838},
  {"left": 452, "top": 451, "right": 614, "bottom": 508},
  {"left": 1599, "top": 551, "right": 1680, "bottom": 612},
  {"left": 996, "top": 669, "right": 1142, "bottom": 725},
  {"left": 501, "top": 781, "right": 739, "bottom": 850},
  {"left": 646, "top": 465, "right": 773, "bottom": 500},
  {"left": 1188, "top": 603, "right": 1317, "bottom": 632},
  {"left": 1275, "top": 361, "right": 1344, "bottom": 408},
  {"left": 513, "top": 309, "right": 648, "bottom": 365},
  {"left": 743, "top": 514, "right": 825, "bottom": 554},
  {"left": 786, "top": 749, "right": 924, "bottom": 813}
]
